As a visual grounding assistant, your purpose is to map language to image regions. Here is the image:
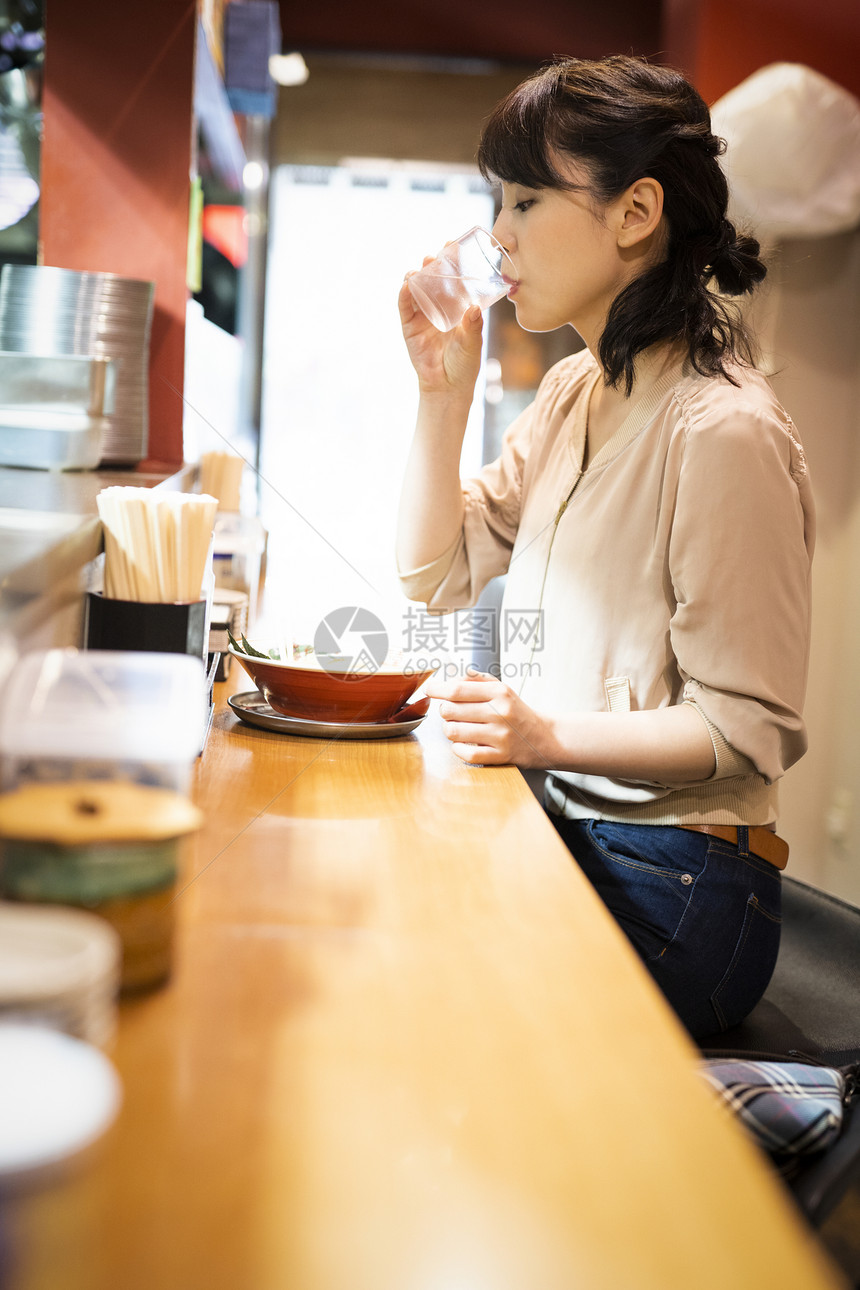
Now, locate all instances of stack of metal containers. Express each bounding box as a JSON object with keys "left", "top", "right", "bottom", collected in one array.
[{"left": 0, "top": 264, "right": 155, "bottom": 466}]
